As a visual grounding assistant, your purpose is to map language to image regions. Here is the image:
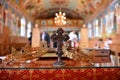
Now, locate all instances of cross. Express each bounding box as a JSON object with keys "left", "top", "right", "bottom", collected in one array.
[{"left": 51, "top": 28, "right": 69, "bottom": 67}]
